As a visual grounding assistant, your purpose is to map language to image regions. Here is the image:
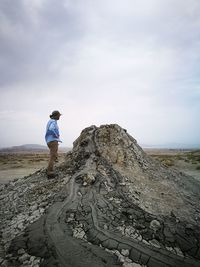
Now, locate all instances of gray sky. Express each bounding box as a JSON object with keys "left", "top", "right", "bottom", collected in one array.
[{"left": 0, "top": 0, "right": 200, "bottom": 147}]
